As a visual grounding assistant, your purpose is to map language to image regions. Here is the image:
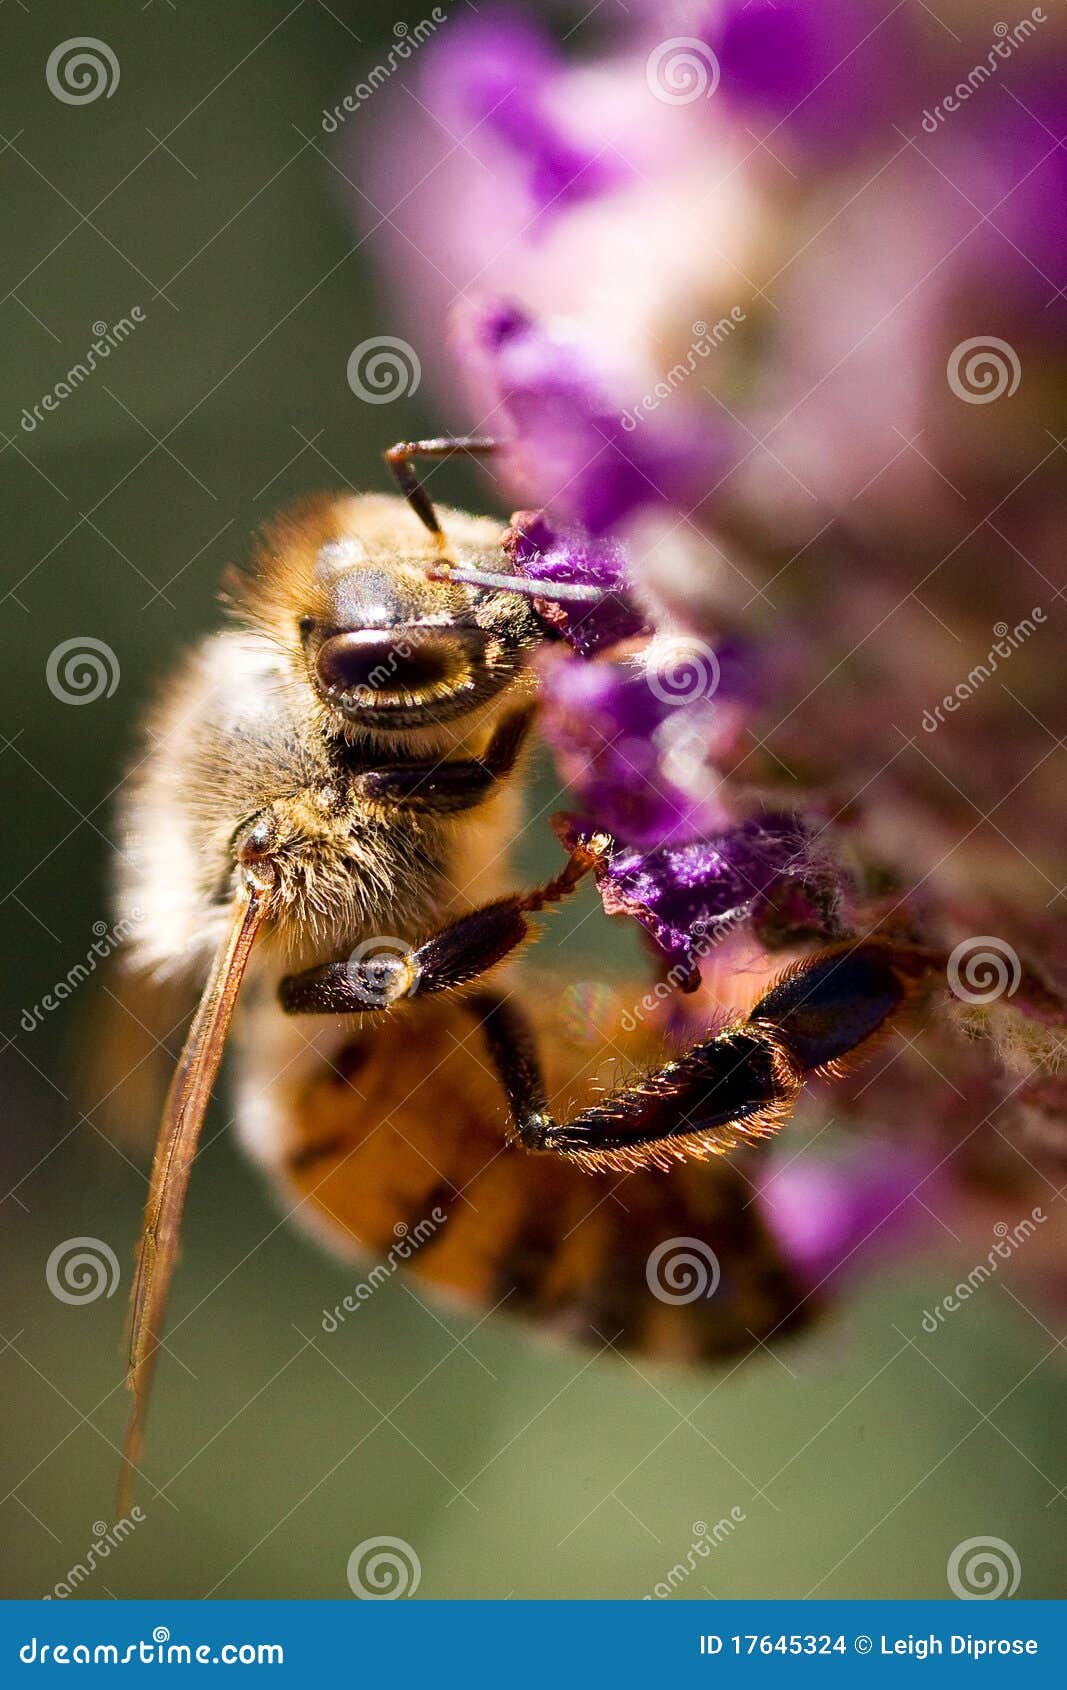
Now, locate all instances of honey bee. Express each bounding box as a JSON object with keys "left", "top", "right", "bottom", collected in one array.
[{"left": 114, "top": 437, "right": 935, "bottom": 1510}]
